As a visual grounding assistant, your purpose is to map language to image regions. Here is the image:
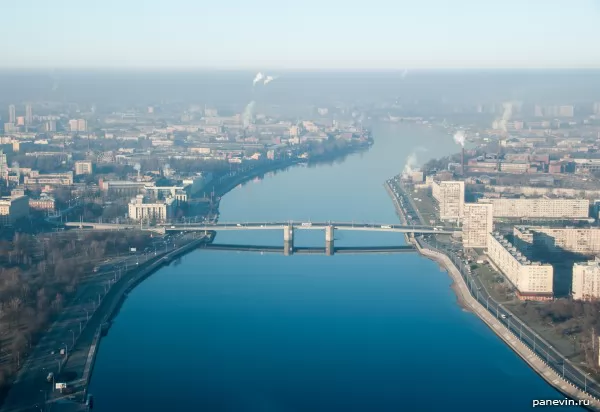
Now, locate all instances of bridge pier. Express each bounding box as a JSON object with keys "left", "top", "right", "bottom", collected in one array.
[
  {"left": 284, "top": 225, "right": 294, "bottom": 256},
  {"left": 325, "top": 225, "right": 334, "bottom": 256}
]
